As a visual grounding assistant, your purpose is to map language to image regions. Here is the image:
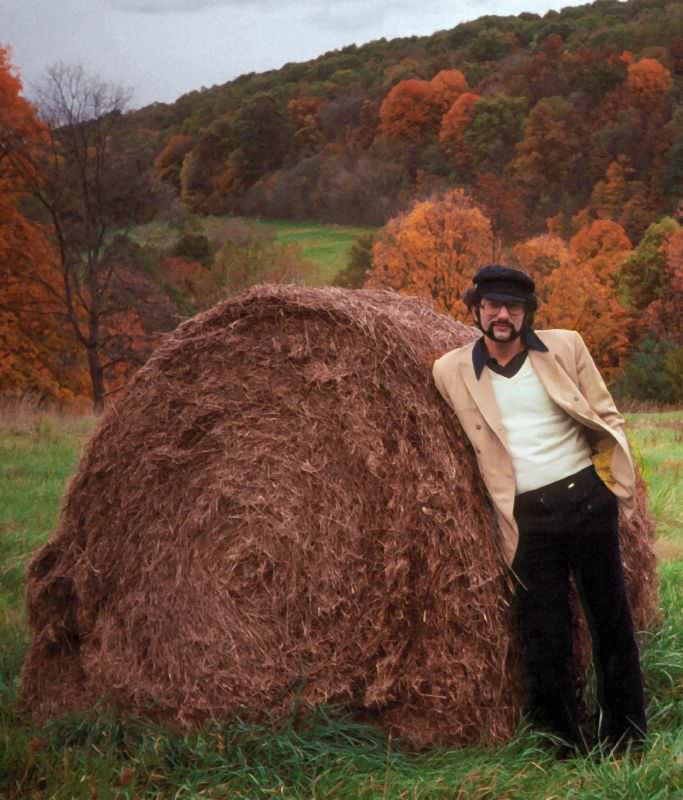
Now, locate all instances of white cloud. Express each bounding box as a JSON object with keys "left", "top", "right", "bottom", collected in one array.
[
  {"left": 107, "top": 0, "right": 282, "bottom": 12},
  {"left": 5, "top": 0, "right": 590, "bottom": 109}
]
